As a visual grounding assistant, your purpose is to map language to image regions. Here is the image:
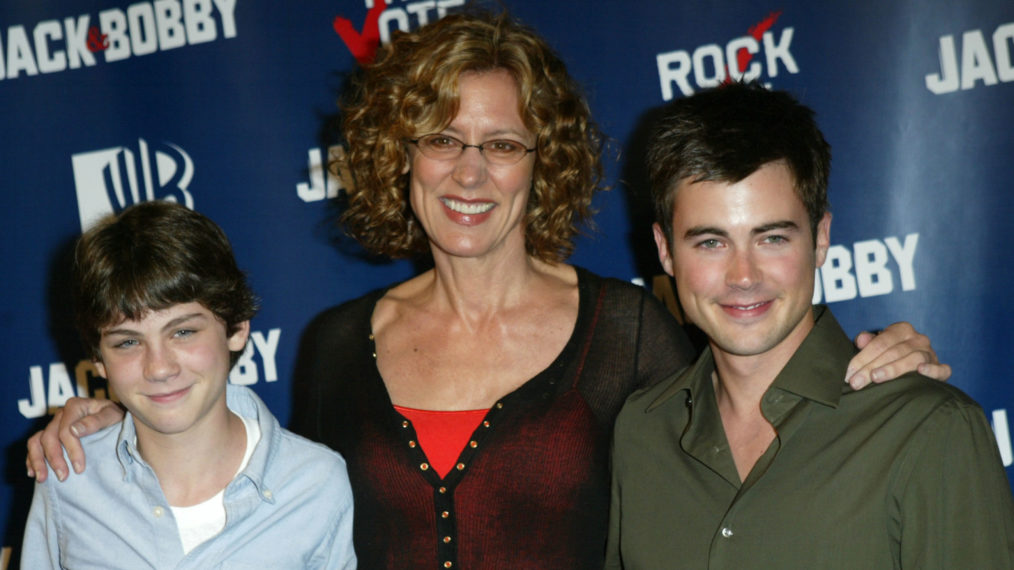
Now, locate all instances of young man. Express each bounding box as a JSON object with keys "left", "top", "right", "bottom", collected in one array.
[
  {"left": 21, "top": 202, "right": 356, "bottom": 568},
  {"left": 606, "top": 82, "right": 1014, "bottom": 568}
]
